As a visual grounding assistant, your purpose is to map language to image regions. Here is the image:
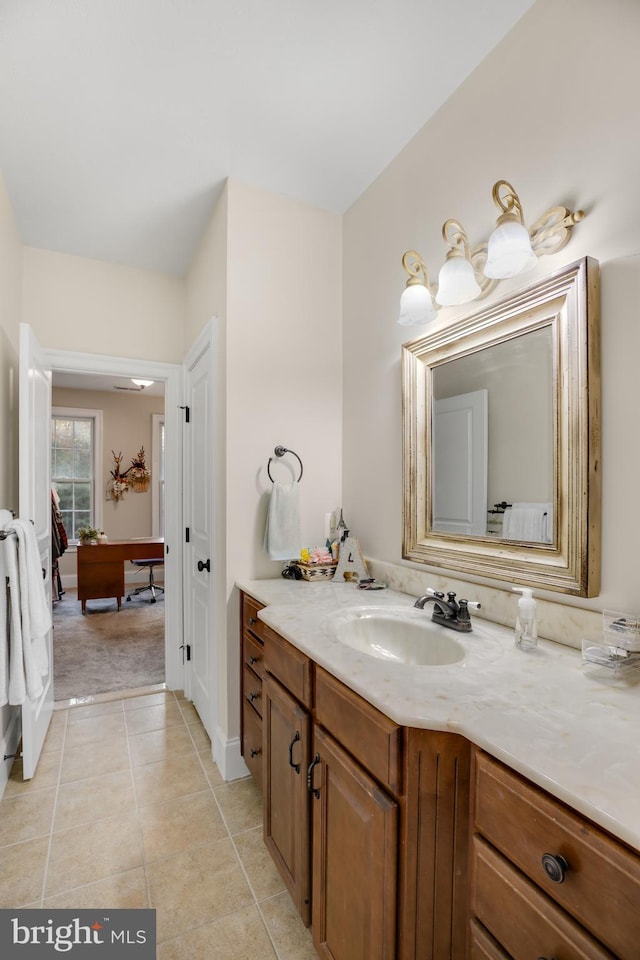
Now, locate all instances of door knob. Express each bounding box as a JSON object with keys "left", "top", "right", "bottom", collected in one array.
[{"left": 197, "top": 558, "right": 211, "bottom": 573}]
